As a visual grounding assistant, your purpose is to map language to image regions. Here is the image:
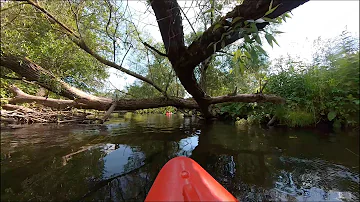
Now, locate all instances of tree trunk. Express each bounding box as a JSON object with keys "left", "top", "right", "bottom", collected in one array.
[
  {"left": 7, "top": 85, "right": 201, "bottom": 111},
  {"left": 199, "top": 58, "right": 211, "bottom": 94},
  {"left": 151, "top": 0, "right": 308, "bottom": 117},
  {"left": 1, "top": 53, "right": 286, "bottom": 120}
]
